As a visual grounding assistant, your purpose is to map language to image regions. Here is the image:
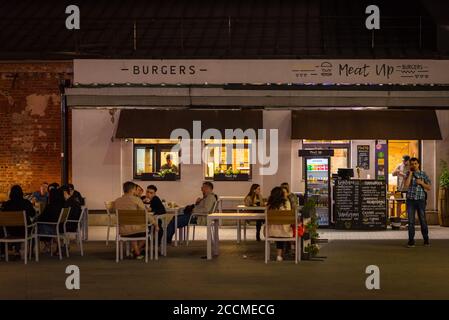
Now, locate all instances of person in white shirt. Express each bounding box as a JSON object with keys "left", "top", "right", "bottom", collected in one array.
[{"left": 392, "top": 155, "right": 410, "bottom": 192}]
